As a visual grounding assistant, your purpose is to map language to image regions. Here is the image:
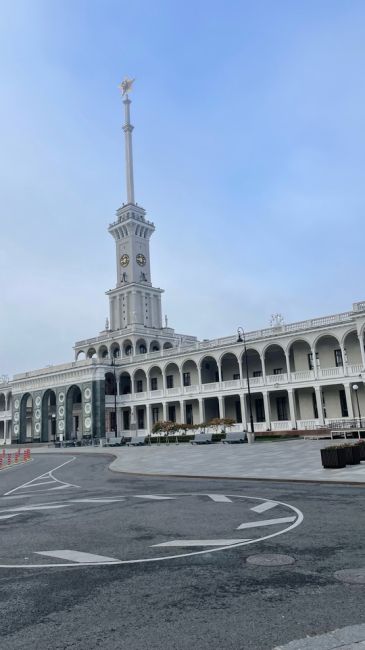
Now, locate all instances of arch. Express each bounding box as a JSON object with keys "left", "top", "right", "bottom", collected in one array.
[
  {"left": 314, "top": 334, "right": 341, "bottom": 369},
  {"left": 76, "top": 350, "right": 86, "bottom": 361},
  {"left": 133, "top": 368, "right": 148, "bottom": 393},
  {"left": 343, "top": 330, "right": 362, "bottom": 365},
  {"left": 164, "top": 362, "right": 181, "bottom": 389},
  {"left": 200, "top": 355, "right": 219, "bottom": 384},
  {"left": 19, "top": 393, "right": 33, "bottom": 443},
  {"left": 163, "top": 342, "right": 173, "bottom": 350},
  {"left": 240, "top": 347, "right": 263, "bottom": 378},
  {"left": 119, "top": 371, "right": 132, "bottom": 395},
  {"left": 98, "top": 345, "right": 109, "bottom": 360},
  {"left": 148, "top": 365, "right": 163, "bottom": 391},
  {"left": 287, "top": 339, "right": 312, "bottom": 373},
  {"left": 66, "top": 385, "right": 82, "bottom": 441},
  {"left": 150, "top": 340, "right": 160, "bottom": 353},
  {"left": 135, "top": 338, "right": 147, "bottom": 355},
  {"left": 123, "top": 339, "right": 134, "bottom": 357},
  {"left": 110, "top": 342, "right": 121, "bottom": 358},
  {"left": 263, "top": 344, "right": 287, "bottom": 376},
  {"left": 220, "top": 352, "right": 240, "bottom": 381},
  {"left": 105, "top": 372, "right": 116, "bottom": 396},
  {"left": 181, "top": 359, "right": 199, "bottom": 386},
  {"left": 86, "top": 347, "right": 97, "bottom": 359},
  {"left": 0, "top": 394, "right": 5, "bottom": 411},
  {"left": 41, "top": 389, "right": 56, "bottom": 442}
]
